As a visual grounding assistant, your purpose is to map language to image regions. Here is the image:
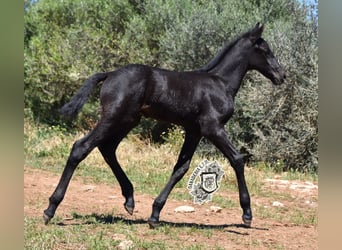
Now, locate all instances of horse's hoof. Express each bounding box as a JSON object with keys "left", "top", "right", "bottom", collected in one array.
[
  {"left": 124, "top": 198, "right": 135, "bottom": 215},
  {"left": 124, "top": 204, "right": 134, "bottom": 215},
  {"left": 147, "top": 218, "right": 159, "bottom": 229},
  {"left": 242, "top": 216, "right": 252, "bottom": 228},
  {"left": 43, "top": 212, "right": 51, "bottom": 225}
]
